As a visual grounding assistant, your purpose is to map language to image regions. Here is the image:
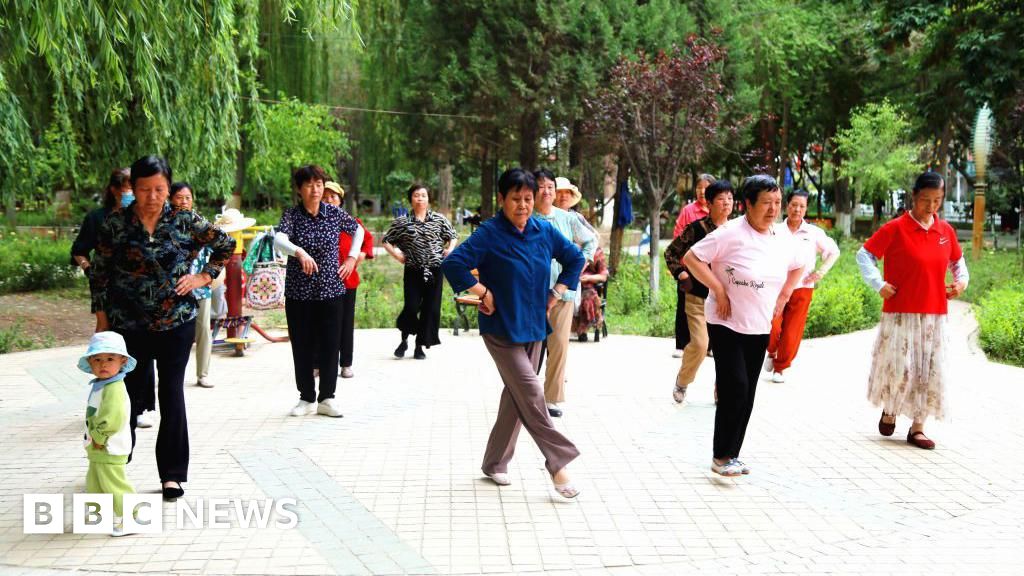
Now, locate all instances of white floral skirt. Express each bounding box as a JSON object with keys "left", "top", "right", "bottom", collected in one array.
[{"left": 866, "top": 312, "right": 948, "bottom": 421}]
